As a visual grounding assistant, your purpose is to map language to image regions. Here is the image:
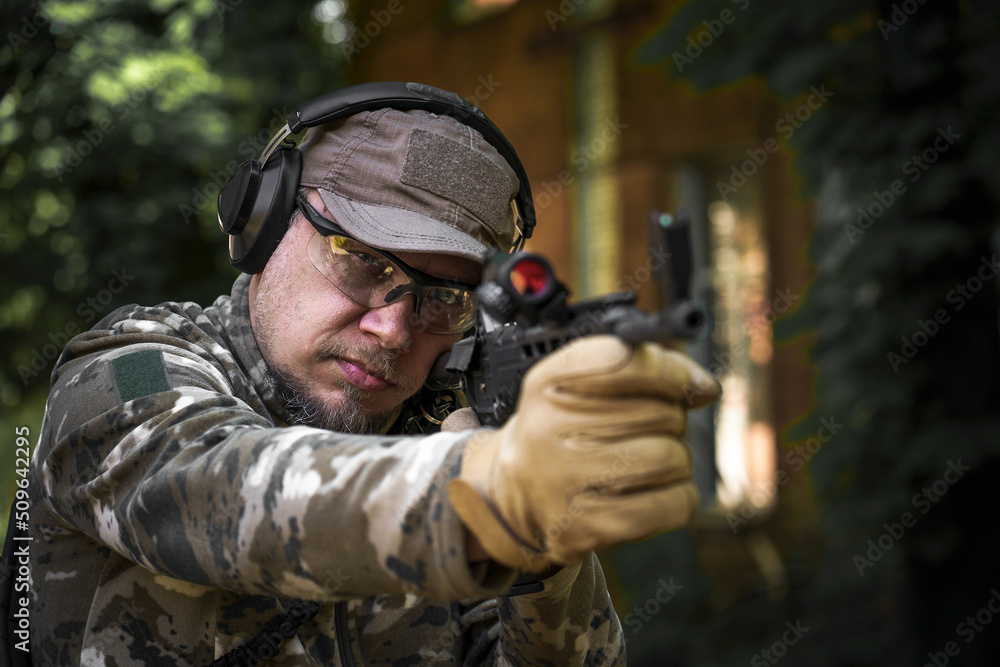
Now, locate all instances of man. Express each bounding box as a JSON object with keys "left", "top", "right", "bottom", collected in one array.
[{"left": 23, "top": 90, "right": 720, "bottom": 665}]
